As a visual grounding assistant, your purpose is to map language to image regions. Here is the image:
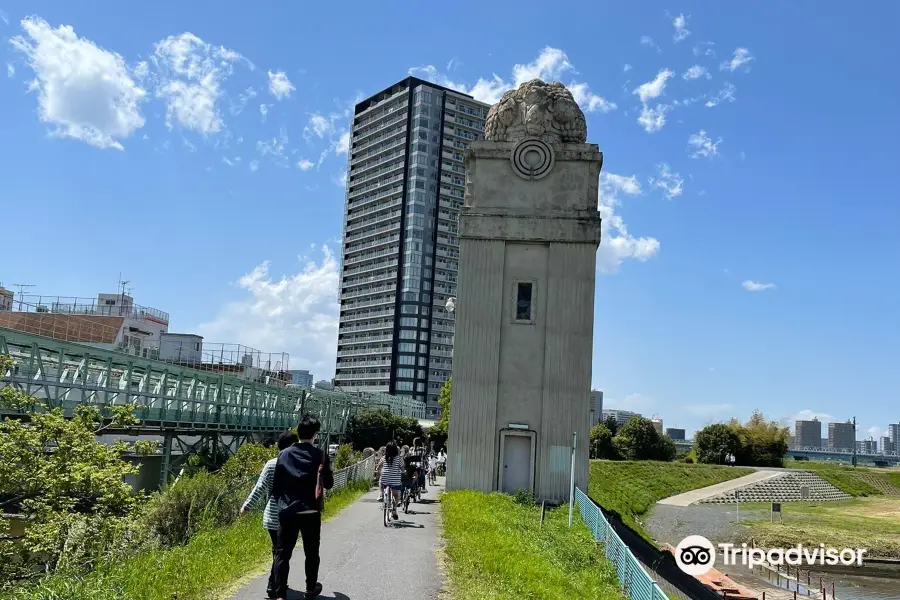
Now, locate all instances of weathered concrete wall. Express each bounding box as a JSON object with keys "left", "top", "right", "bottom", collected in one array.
[{"left": 447, "top": 138, "right": 600, "bottom": 502}]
